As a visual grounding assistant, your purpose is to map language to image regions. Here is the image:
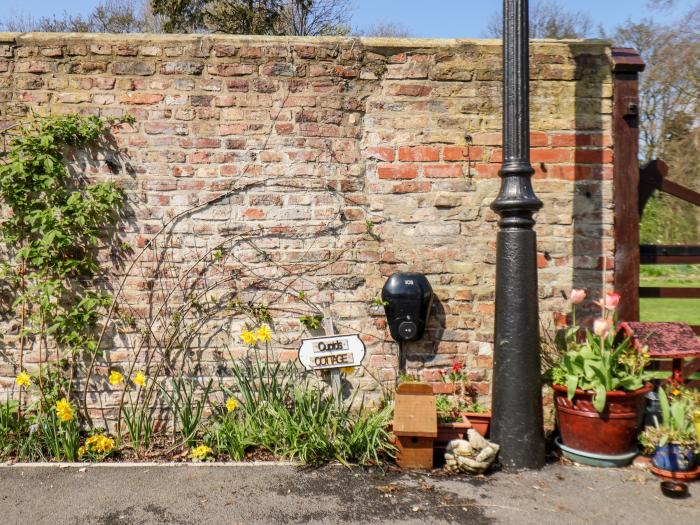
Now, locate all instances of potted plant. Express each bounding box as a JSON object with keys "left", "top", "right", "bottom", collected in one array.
[
  {"left": 434, "top": 362, "right": 491, "bottom": 449},
  {"left": 550, "top": 289, "right": 653, "bottom": 460},
  {"left": 640, "top": 387, "right": 698, "bottom": 472}
]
